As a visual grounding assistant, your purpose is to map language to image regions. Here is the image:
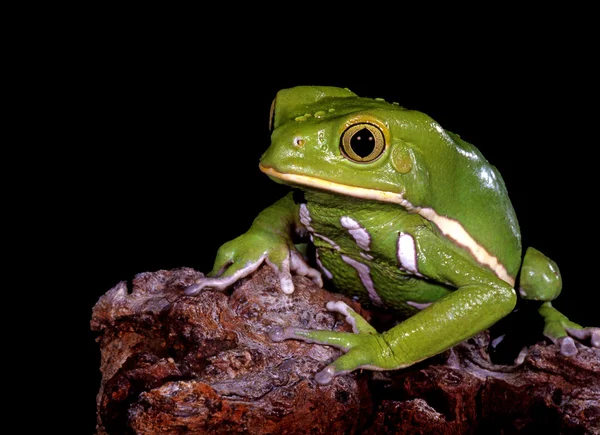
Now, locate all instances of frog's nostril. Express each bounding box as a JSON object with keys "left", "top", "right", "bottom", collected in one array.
[{"left": 294, "top": 137, "right": 305, "bottom": 147}]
